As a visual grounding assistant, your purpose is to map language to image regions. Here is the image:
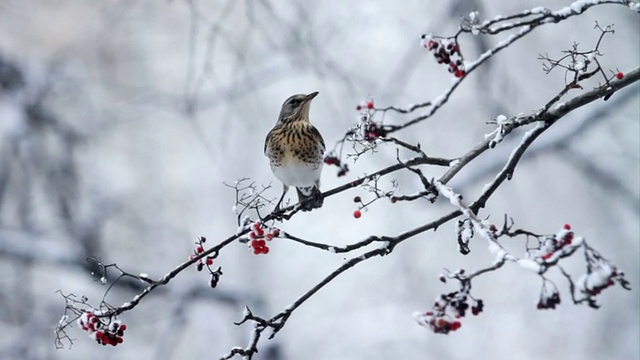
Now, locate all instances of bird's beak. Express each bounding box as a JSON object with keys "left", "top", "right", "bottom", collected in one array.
[{"left": 304, "top": 91, "right": 319, "bottom": 102}]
